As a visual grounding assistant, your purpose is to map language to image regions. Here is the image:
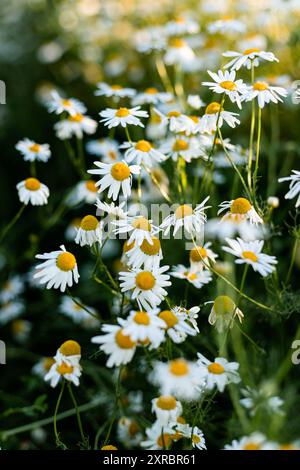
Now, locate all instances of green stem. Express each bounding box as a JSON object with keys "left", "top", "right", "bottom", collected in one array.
[
  {"left": 247, "top": 63, "right": 256, "bottom": 193},
  {"left": 30, "top": 161, "right": 36, "bottom": 177},
  {"left": 102, "top": 367, "right": 122, "bottom": 446},
  {"left": 286, "top": 237, "right": 299, "bottom": 284},
  {"left": 155, "top": 57, "right": 174, "bottom": 94},
  {"left": 253, "top": 106, "right": 262, "bottom": 195},
  {"left": 125, "top": 126, "right": 132, "bottom": 143},
  {"left": 66, "top": 288, "right": 101, "bottom": 322},
  {"left": 76, "top": 137, "right": 86, "bottom": 174},
  {"left": 0, "top": 204, "right": 26, "bottom": 243},
  {"left": 67, "top": 382, "right": 87, "bottom": 446},
  {"left": 53, "top": 380, "right": 66, "bottom": 448}
]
